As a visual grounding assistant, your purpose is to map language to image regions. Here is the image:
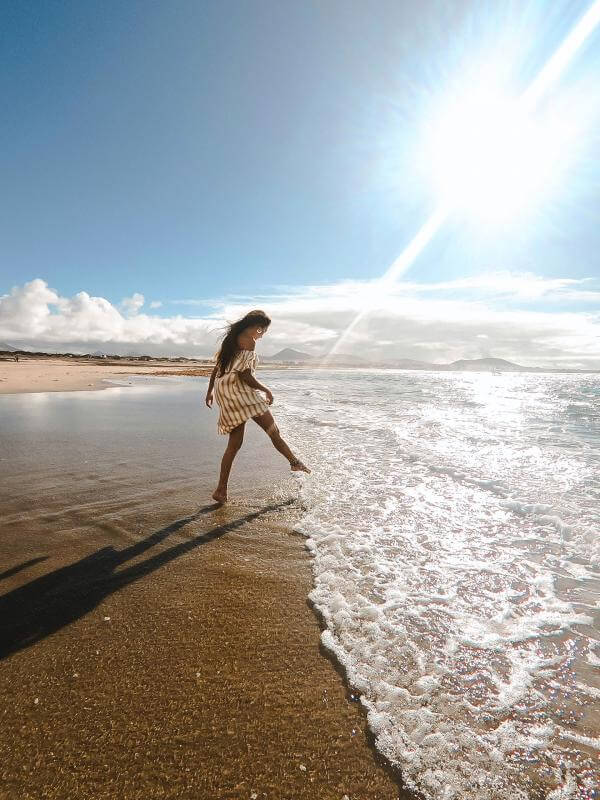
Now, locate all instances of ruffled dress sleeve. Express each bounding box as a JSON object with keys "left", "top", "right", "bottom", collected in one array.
[{"left": 232, "top": 350, "right": 255, "bottom": 372}]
